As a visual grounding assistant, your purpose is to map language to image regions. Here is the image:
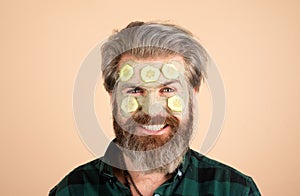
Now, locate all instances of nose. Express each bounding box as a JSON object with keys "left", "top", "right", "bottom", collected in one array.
[{"left": 142, "top": 91, "right": 165, "bottom": 116}]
